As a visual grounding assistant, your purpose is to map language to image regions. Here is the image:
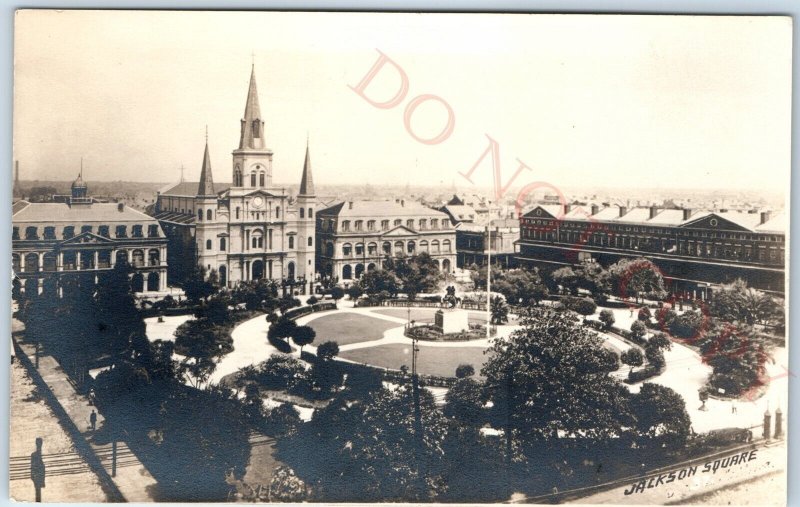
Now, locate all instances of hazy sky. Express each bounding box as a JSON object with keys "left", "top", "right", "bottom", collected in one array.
[{"left": 13, "top": 11, "right": 792, "bottom": 195}]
